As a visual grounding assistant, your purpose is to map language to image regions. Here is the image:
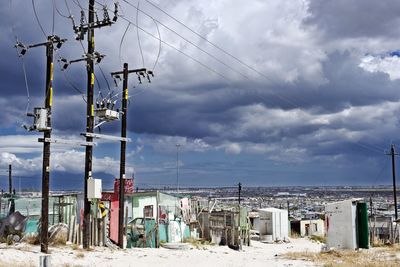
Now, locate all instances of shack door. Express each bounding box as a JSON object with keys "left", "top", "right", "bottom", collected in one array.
[
  {"left": 356, "top": 202, "right": 369, "bottom": 249},
  {"left": 110, "top": 198, "right": 119, "bottom": 243}
]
